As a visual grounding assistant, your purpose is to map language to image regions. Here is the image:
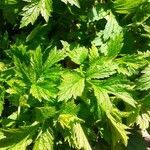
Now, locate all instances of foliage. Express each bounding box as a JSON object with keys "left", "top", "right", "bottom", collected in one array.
[{"left": 0, "top": 0, "right": 150, "bottom": 149}]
